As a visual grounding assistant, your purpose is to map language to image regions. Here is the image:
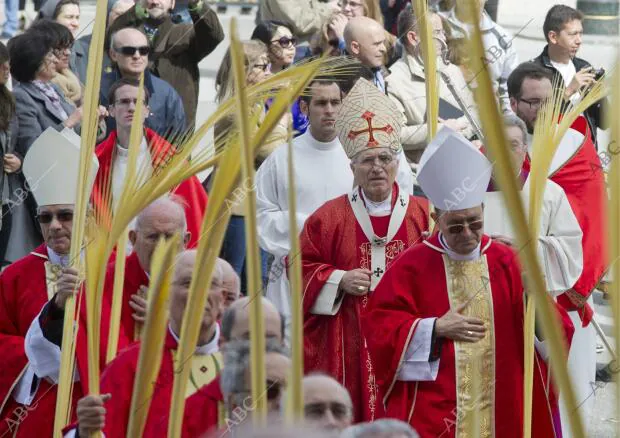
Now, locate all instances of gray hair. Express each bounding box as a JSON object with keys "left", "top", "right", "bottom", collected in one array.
[
  {"left": 135, "top": 195, "right": 187, "bottom": 235},
  {"left": 503, "top": 114, "right": 528, "bottom": 145},
  {"left": 220, "top": 339, "right": 289, "bottom": 399},
  {"left": 340, "top": 419, "right": 419, "bottom": 438}
]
